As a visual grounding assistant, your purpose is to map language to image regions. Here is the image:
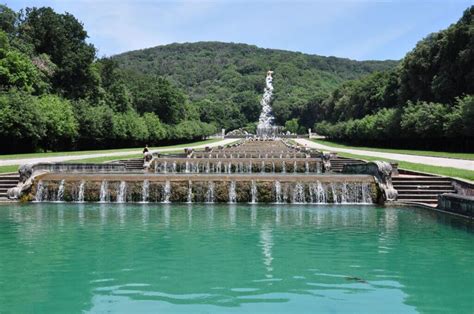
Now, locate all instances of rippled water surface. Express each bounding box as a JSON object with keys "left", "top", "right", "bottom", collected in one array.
[{"left": 0, "top": 204, "right": 473, "bottom": 313}]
